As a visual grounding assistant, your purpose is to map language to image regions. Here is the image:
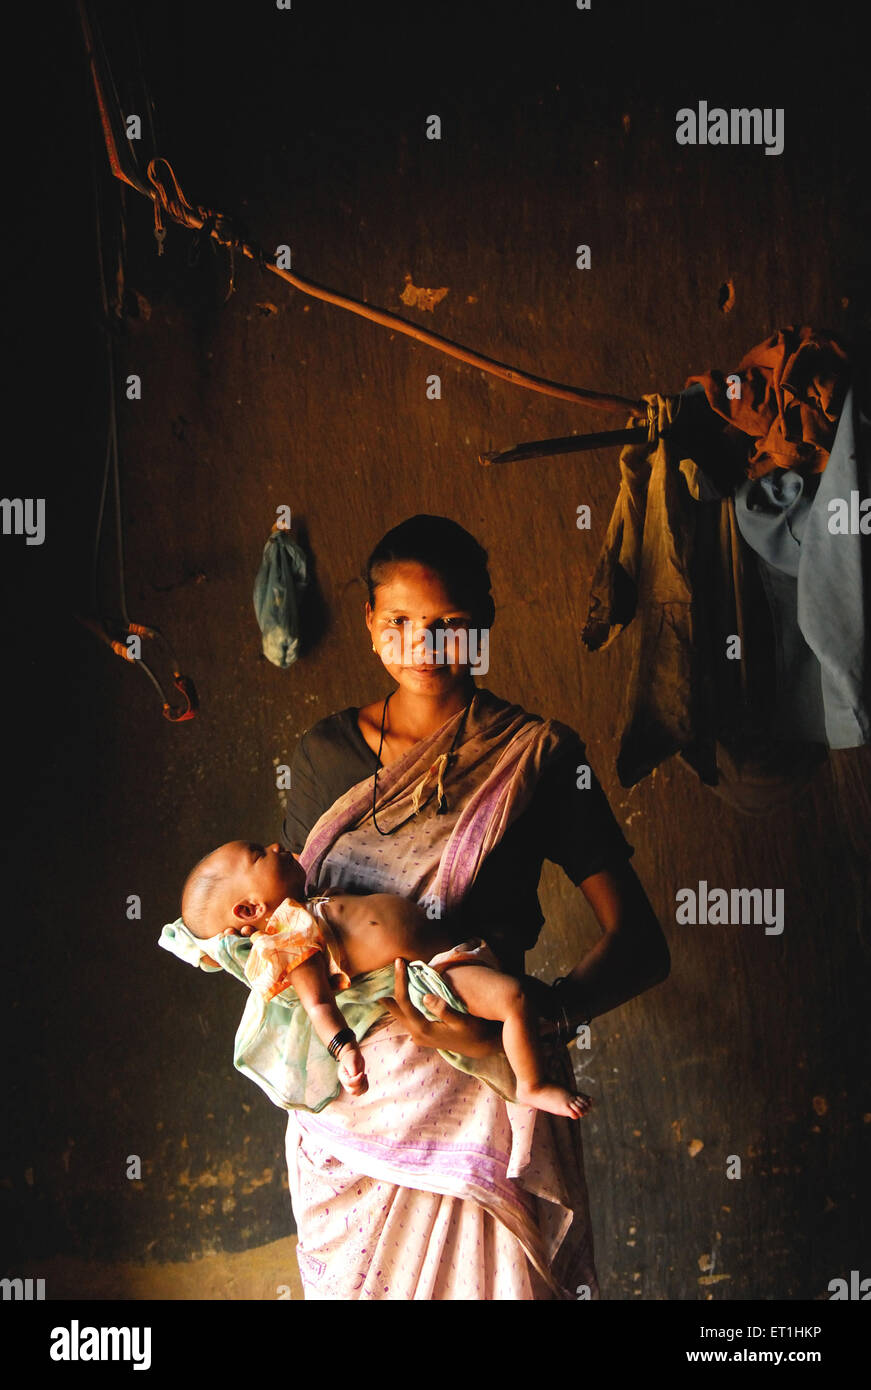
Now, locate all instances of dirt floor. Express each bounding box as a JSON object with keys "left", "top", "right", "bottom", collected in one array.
[{"left": 17, "top": 1236, "right": 303, "bottom": 1301}]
